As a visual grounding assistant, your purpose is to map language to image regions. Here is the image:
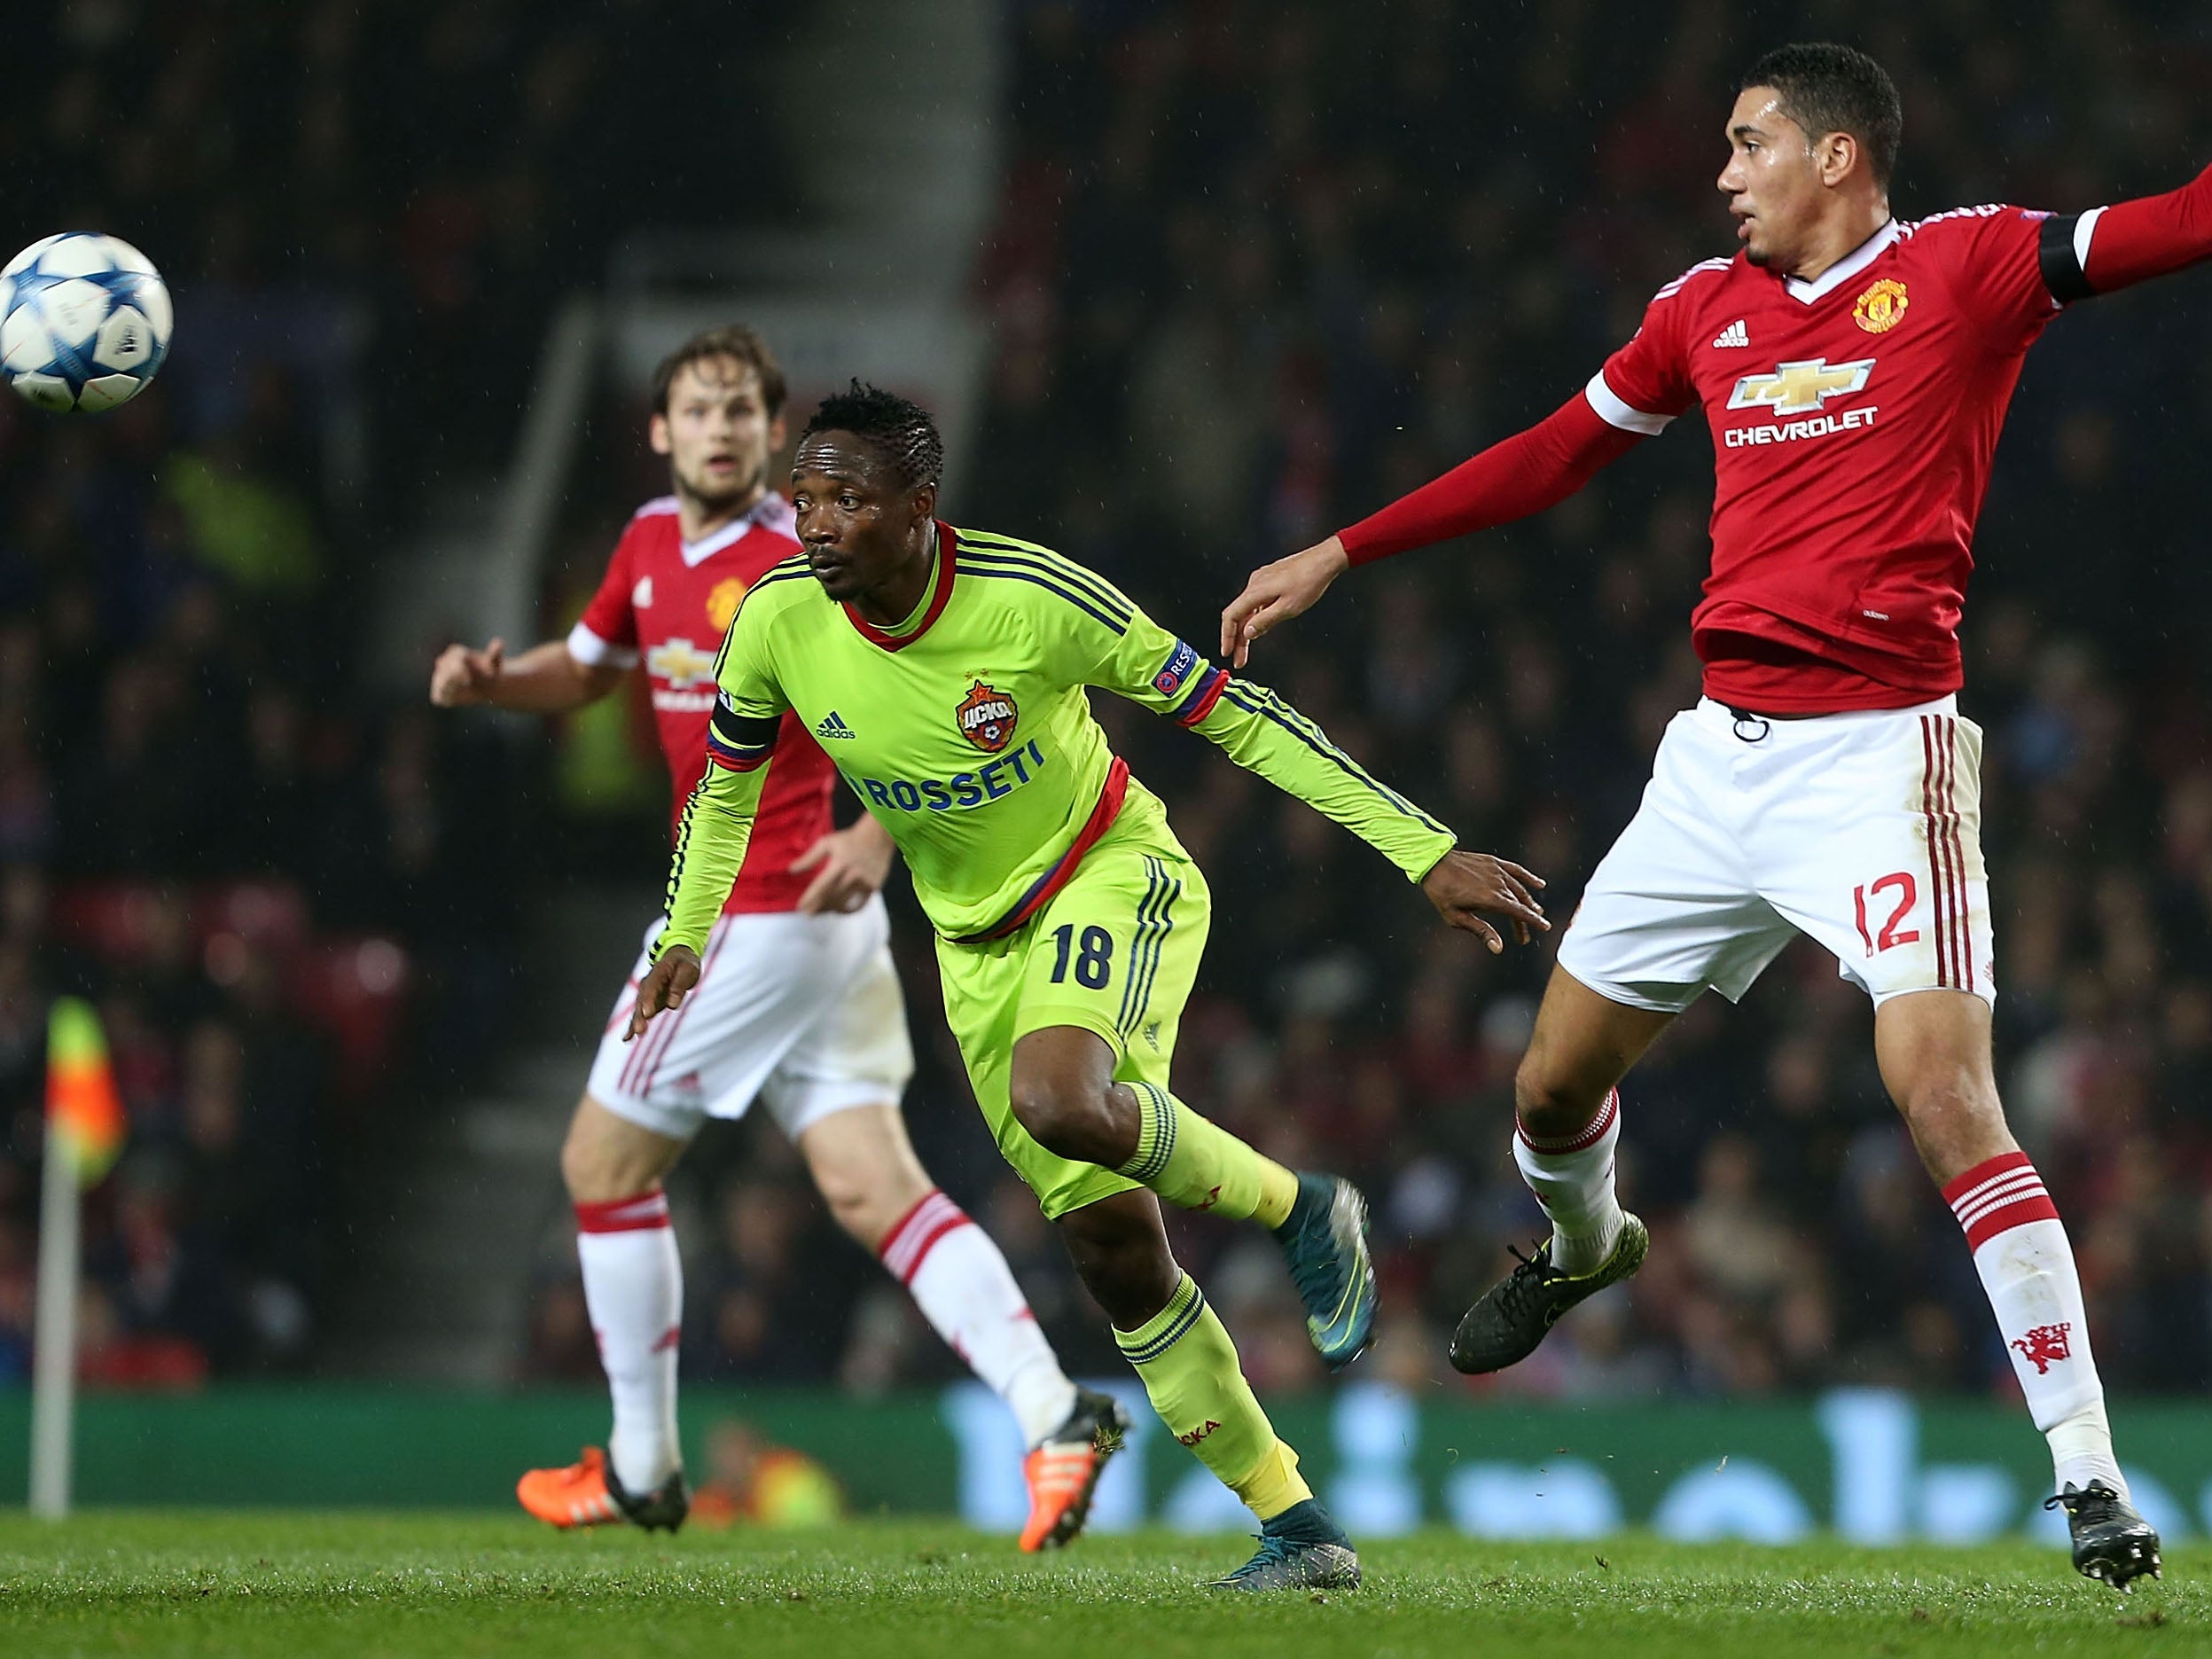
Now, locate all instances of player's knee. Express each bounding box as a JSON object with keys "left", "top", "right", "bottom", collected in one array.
[
  {"left": 1512, "top": 1057, "right": 1607, "bottom": 1144},
  {"left": 559, "top": 1125, "right": 616, "bottom": 1202},
  {"left": 560, "top": 1110, "right": 660, "bottom": 1203},
  {"left": 809, "top": 1156, "right": 902, "bottom": 1249},
  {"left": 1007, "top": 1070, "right": 1111, "bottom": 1161},
  {"left": 816, "top": 1174, "right": 885, "bottom": 1245},
  {"left": 1894, "top": 1067, "right": 2003, "bottom": 1132}
]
